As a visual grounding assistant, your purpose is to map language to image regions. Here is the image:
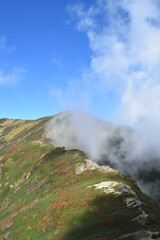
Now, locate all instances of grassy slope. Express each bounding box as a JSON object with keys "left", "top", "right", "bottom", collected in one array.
[{"left": 0, "top": 116, "right": 160, "bottom": 240}]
